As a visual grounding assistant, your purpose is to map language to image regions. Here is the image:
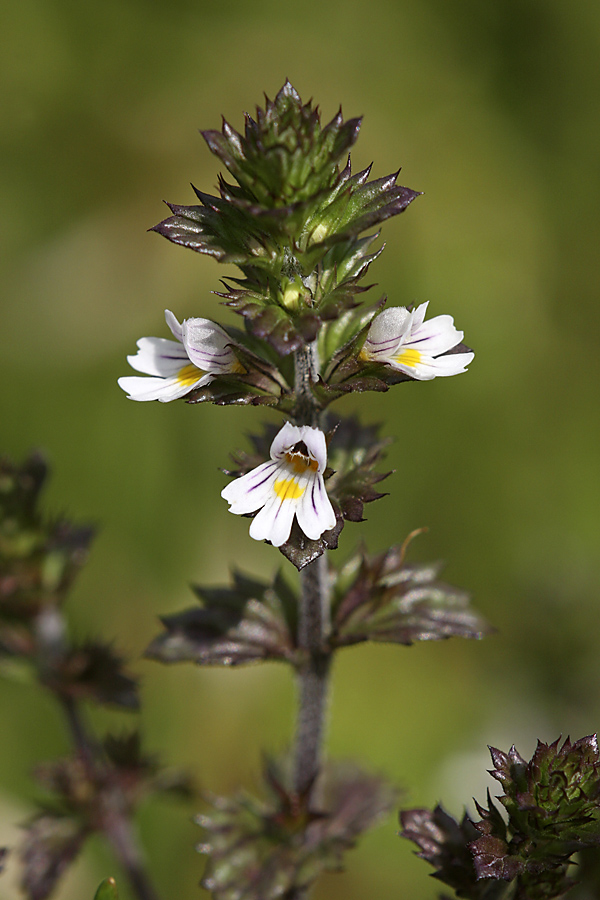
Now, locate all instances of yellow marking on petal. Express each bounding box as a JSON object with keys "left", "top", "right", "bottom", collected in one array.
[
  {"left": 393, "top": 348, "right": 422, "bottom": 367},
  {"left": 284, "top": 452, "right": 319, "bottom": 474},
  {"left": 274, "top": 478, "right": 305, "bottom": 501},
  {"left": 176, "top": 363, "right": 204, "bottom": 386},
  {"left": 230, "top": 359, "right": 247, "bottom": 374}
]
